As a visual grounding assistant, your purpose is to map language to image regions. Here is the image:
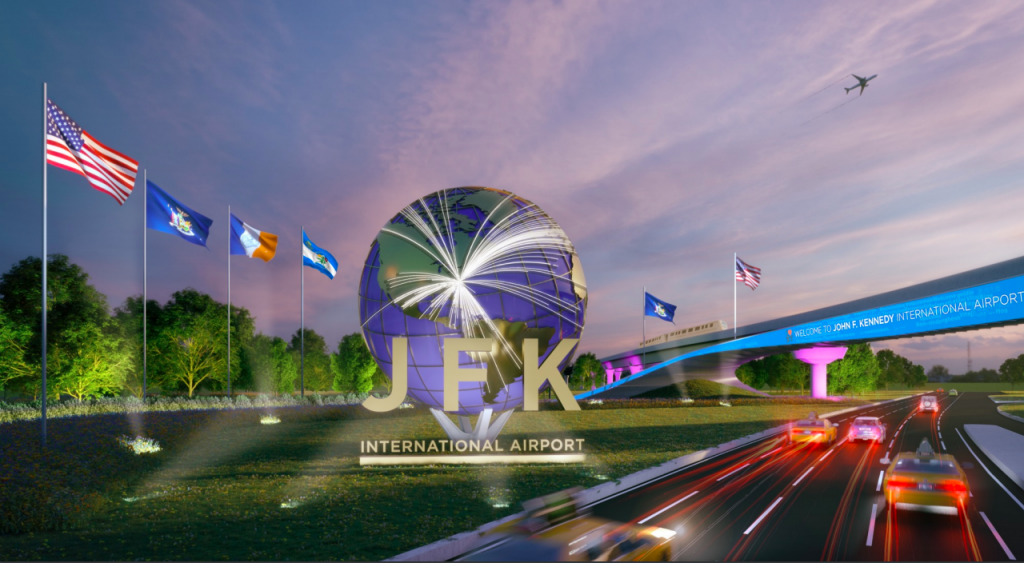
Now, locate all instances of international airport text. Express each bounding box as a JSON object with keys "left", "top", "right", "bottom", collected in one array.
[
  {"left": 792, "top": 291, "right": 1024, "bottom": 338},
  {"left": 359, "top": 438, "right": 585, "bottom": 454}
]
